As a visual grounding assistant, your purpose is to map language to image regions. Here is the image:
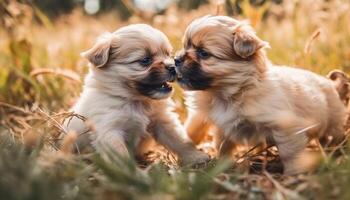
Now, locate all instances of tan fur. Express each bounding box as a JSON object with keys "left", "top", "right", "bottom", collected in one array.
[
  {"left": 327, "top": 69, "right": 350, "bottom": 105},
  {"left": 64, "top": 24, "right": 209, "bottom": 166},
  {"left": 180, "top": 16, "right": 346, "bottom": 174}
]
